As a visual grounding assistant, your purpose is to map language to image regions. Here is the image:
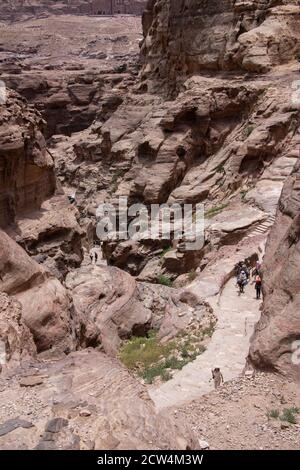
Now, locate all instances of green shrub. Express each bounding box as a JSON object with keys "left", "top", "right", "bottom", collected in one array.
[
  {"left": 188, "top": 270, "right": 197, "bottom": 282},
  {"left": 202, "top": 321, "right": 216, "bottom": 338},
  {"left": 119, "top": 331, "right": 175, "bottom": 370},
  {"left": 120, "top": 324, "right": 211, "bottom": 384},
  {"left": 181, "top": 347, "right": 190, "bottom": 359},
  {"left": 197, "top": 344, "right": 207, "bottom": 355},
  {"left": 157, "top": 274, "right": 173, "bottom": 287},
  {"left": 141, "top": 364, "right": 167, "bottom": 384},
  {"left": 164, "top": 356, "right": 187, "bottom": 370},
  {"left": 216, "top": 164, "right": 225, "bottom": 174},
  {"left": 243, "top": 125, "right": 255, "bottom": 139},
  {"left": 280, "top": 408, "right": 299, "bottom": 424},
  {"left": 205, "top": 204, "right": 229, "bottom": 219},
  {"left": 267, "top": 409, "right": 280, "bottom": 420}
]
